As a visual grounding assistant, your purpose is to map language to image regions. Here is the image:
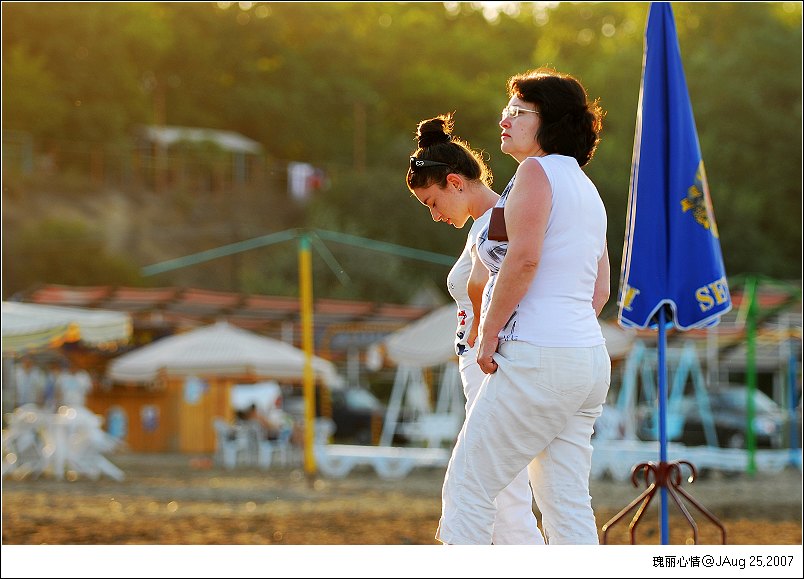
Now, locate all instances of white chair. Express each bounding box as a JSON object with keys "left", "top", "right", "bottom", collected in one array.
[
  {"left": 62, "top": 408, "right": 125, "bottom": 481},
  {"left": 256, "top": 437, "right": 275, "bottom": 469},
  {"left": 3, "top": 406, "right": 48, "bottom": 479},
  {"left": 275, "top": 425, "right": 294, "bottom": 467},
  {"left": 256, "top": 425, "right": 295, "bottom": 469},
  {"left": 314, "top": 417, "right": 336, "bottom": 445},
  {"left": 212, "top": 418, "right": 250, "bottom": 470}
]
